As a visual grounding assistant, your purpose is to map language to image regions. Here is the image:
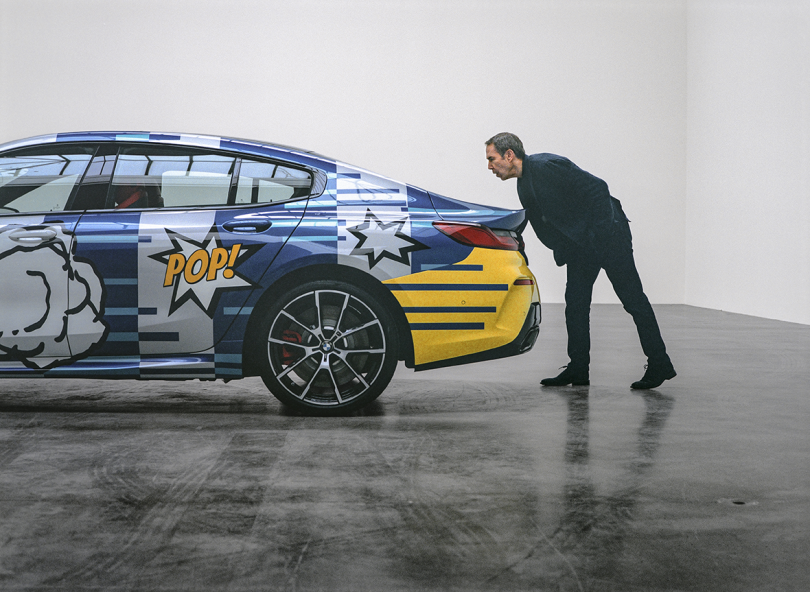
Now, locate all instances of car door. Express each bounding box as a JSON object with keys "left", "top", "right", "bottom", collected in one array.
[
  {"left": 0, "top": 144, "right": 100, "bottom": 370},
  {"left": 71, "top": 144, "right": 310, "bottom": 358}
]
